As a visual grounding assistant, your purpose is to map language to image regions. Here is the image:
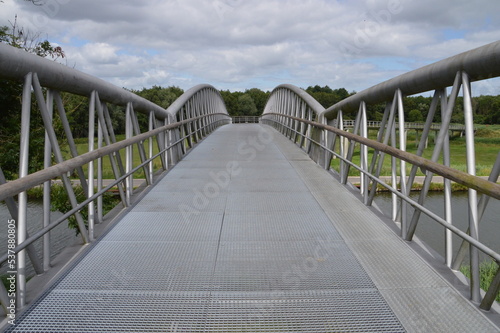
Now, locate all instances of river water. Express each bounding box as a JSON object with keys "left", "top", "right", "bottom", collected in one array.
[
  {"left": 0, "top": 201, "right": 79, "bottom": 278},
  {"left": 373, "top": 191, "right": 500, "bottom": 263}
]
